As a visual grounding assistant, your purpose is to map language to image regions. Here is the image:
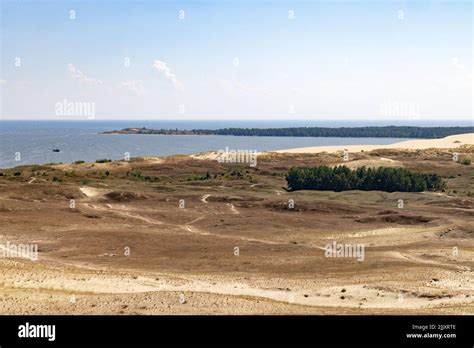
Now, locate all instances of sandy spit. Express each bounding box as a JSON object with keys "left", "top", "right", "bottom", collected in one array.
[{"left": 275, "top": 133, "right": 474, "bottom": 154}]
